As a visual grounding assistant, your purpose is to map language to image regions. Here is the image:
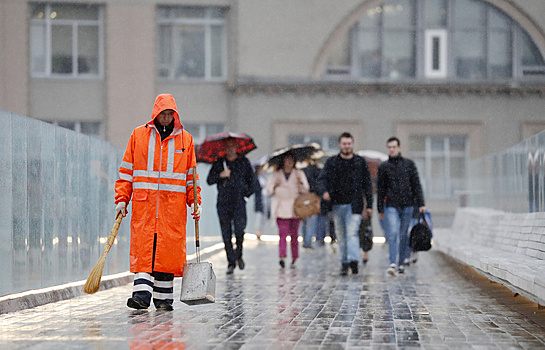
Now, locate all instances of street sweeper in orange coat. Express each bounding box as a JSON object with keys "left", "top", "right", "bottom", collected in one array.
[{"left": 115, "top": 93, "right": 201, "bottom": 311}]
